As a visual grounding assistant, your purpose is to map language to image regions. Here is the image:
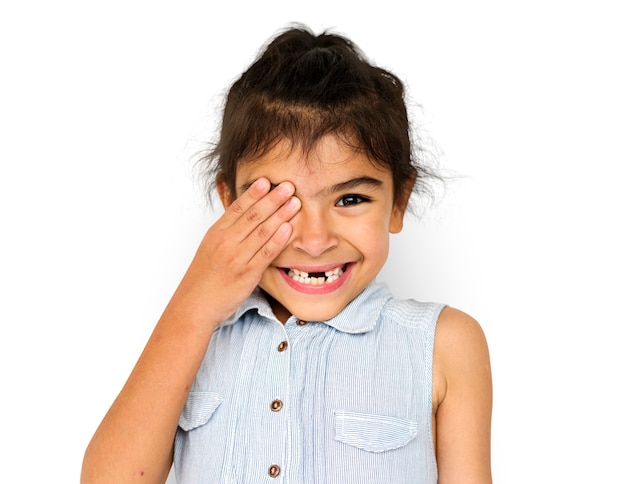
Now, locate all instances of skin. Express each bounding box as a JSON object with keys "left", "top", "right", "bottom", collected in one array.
[
  {"left": 222, "top": 137, "right": 408, "bottom": 323},
  {"left": 433, "top": 307, "right": 492, "bottom": 483},
  {"left": 81, "top": 134, "right": 492, "bottom": 483}
]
